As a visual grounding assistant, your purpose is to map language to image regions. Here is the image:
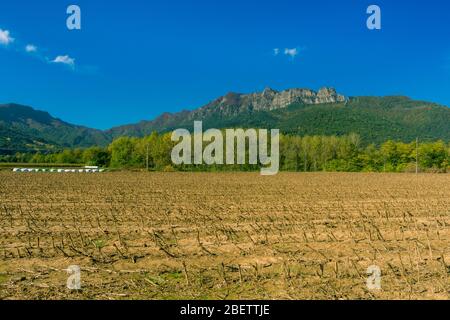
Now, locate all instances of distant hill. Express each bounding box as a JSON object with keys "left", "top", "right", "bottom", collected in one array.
[
  {"left": 107, "top": 88, "right": 450, "bottom": 145},
  {"left": 1, "top": 87, "right": 450, "bottom": 153},
  {"left": 0, "top": 104, "right": 109, "bottom": 153}
]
